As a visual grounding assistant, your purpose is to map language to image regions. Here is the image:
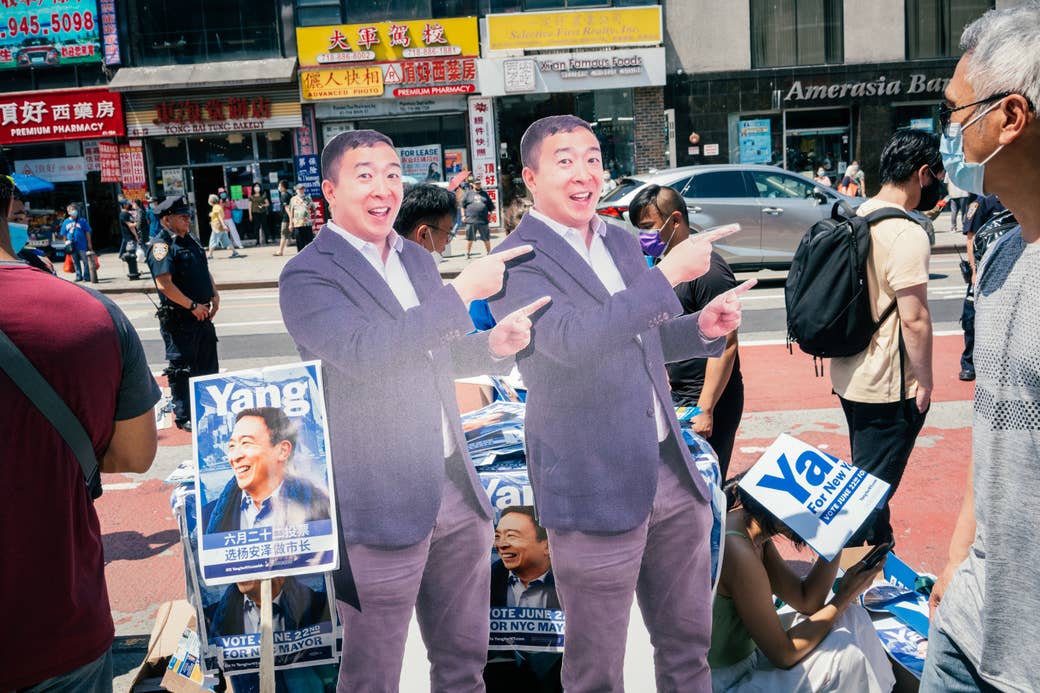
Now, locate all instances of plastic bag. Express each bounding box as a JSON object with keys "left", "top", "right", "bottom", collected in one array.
[{"left": 136, "top": 245, "right": 147, "bottom": 264}]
